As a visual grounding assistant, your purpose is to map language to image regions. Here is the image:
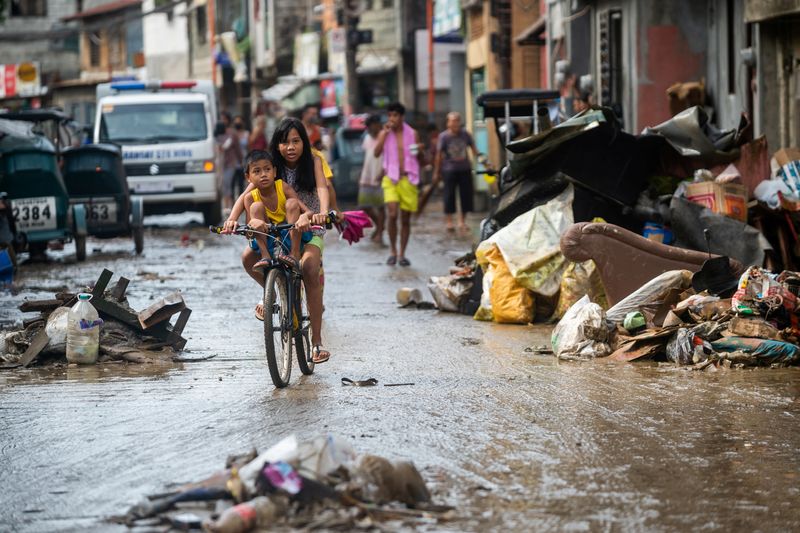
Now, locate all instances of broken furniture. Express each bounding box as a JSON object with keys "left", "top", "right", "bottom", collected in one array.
[{"left": 560, "top": 222, "right": 744, "bottom": 306}]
